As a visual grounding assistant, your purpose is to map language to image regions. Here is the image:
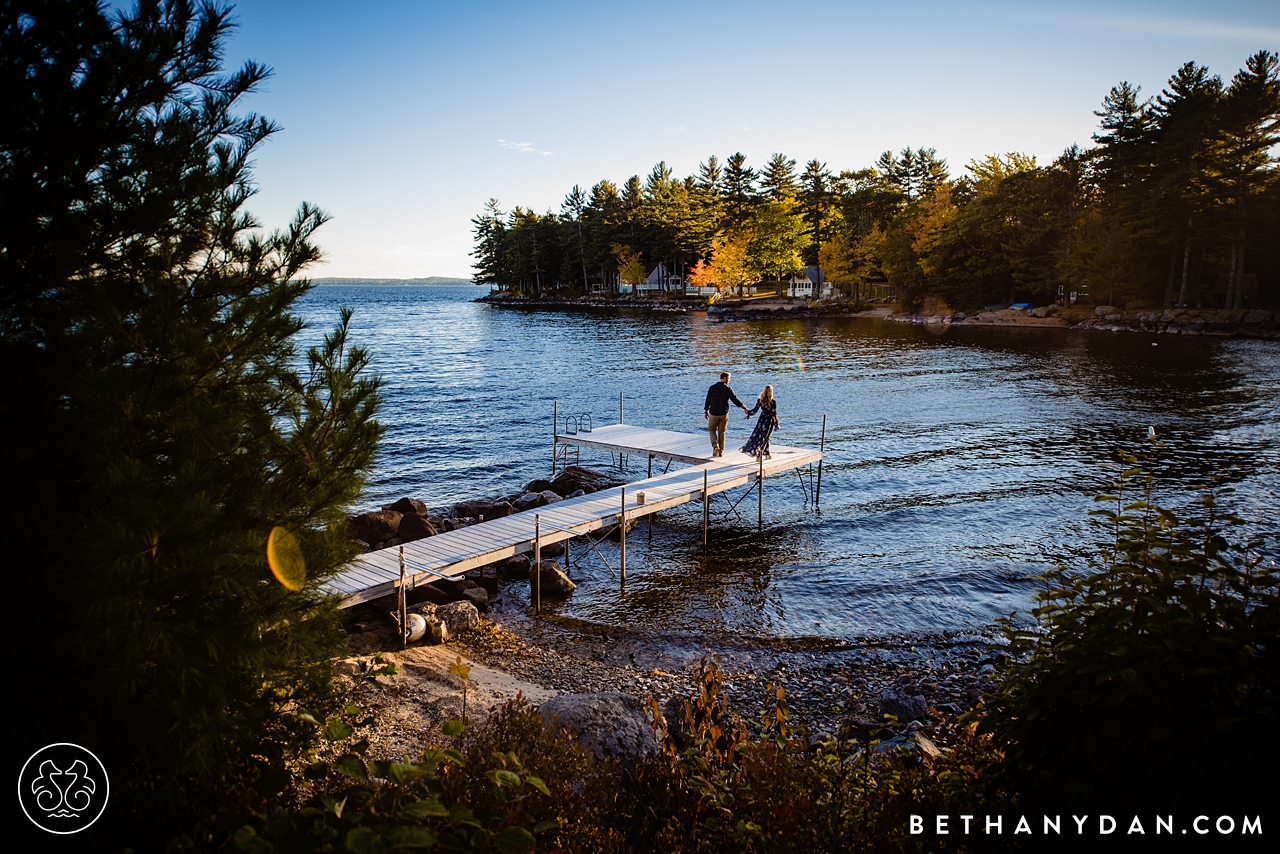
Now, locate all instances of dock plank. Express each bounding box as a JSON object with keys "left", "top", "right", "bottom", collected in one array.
[{"left": 326, "top": 425, "right": 821, "bottom": 606}]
